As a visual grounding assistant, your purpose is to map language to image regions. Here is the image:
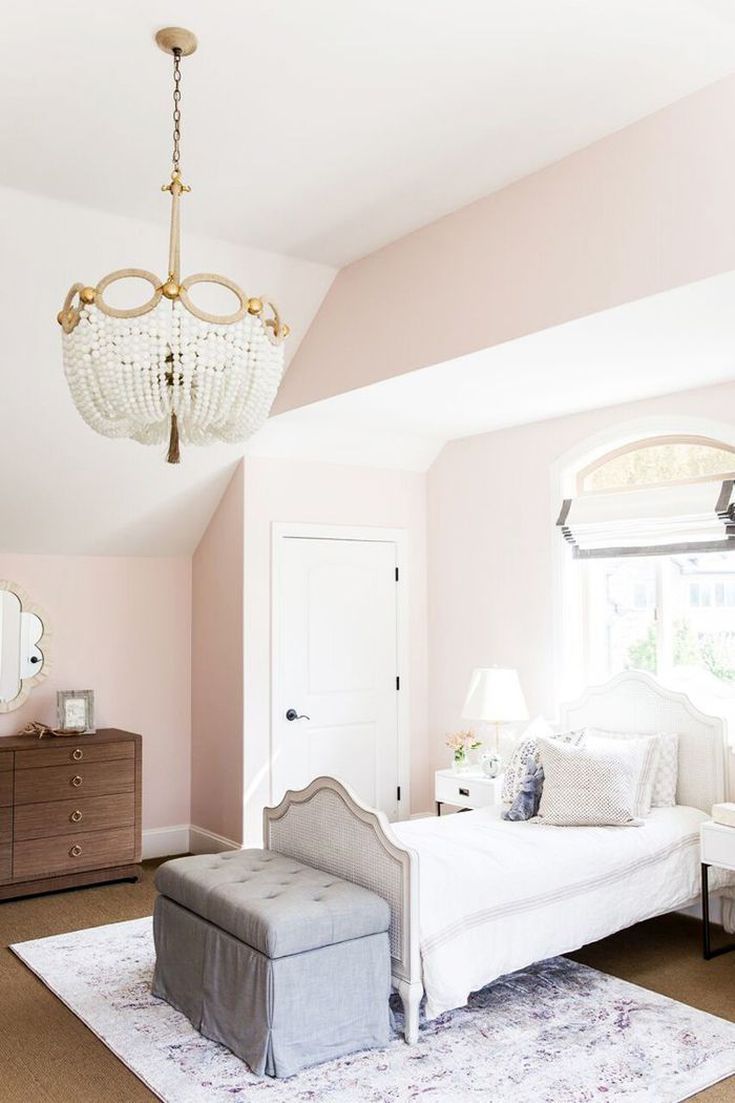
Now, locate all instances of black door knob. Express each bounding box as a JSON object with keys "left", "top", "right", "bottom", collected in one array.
[{"left": 285, "top": 708, "right": 310, "bottom": 721}]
